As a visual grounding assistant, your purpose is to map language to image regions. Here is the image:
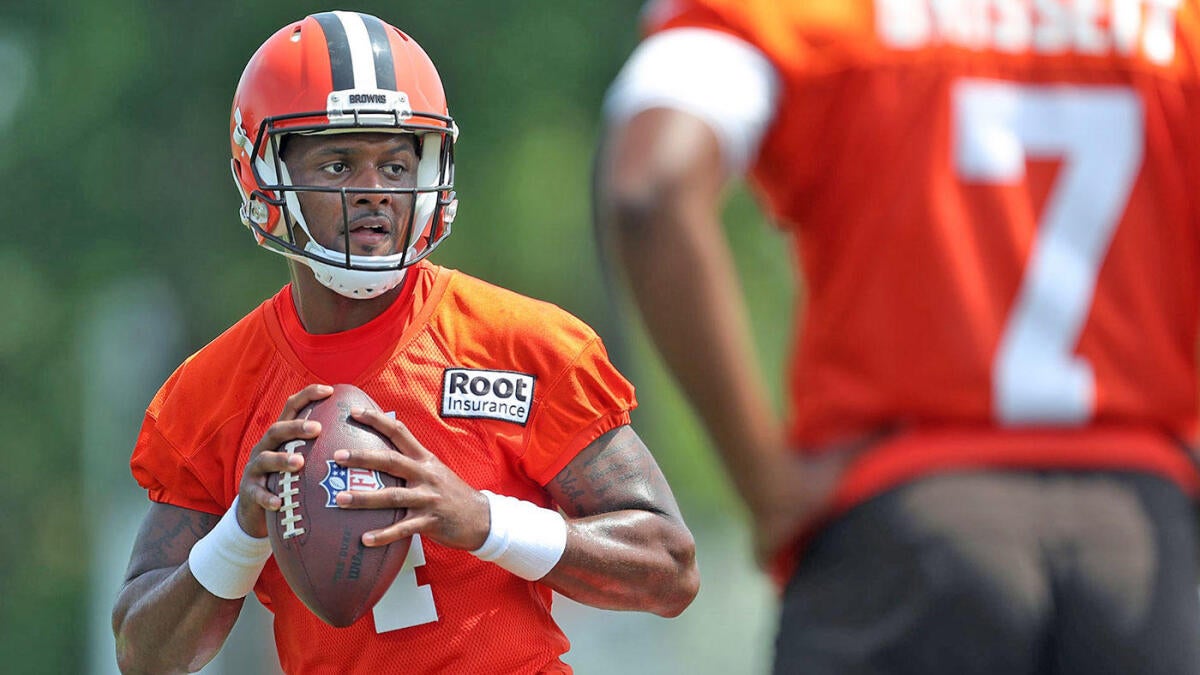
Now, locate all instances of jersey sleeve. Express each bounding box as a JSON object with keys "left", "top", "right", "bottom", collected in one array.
[
  {"left": 129, "top": 363, "right": 229, "bottom": 514},
  {"left": 603, "top": 27, "right": 780, "bottom": 175},
  {"left": 128, "top": 304, "right": 278, "bottom": 514},
  {"left": 520, "top": 335, "right": 637, "bottom": 486}
]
